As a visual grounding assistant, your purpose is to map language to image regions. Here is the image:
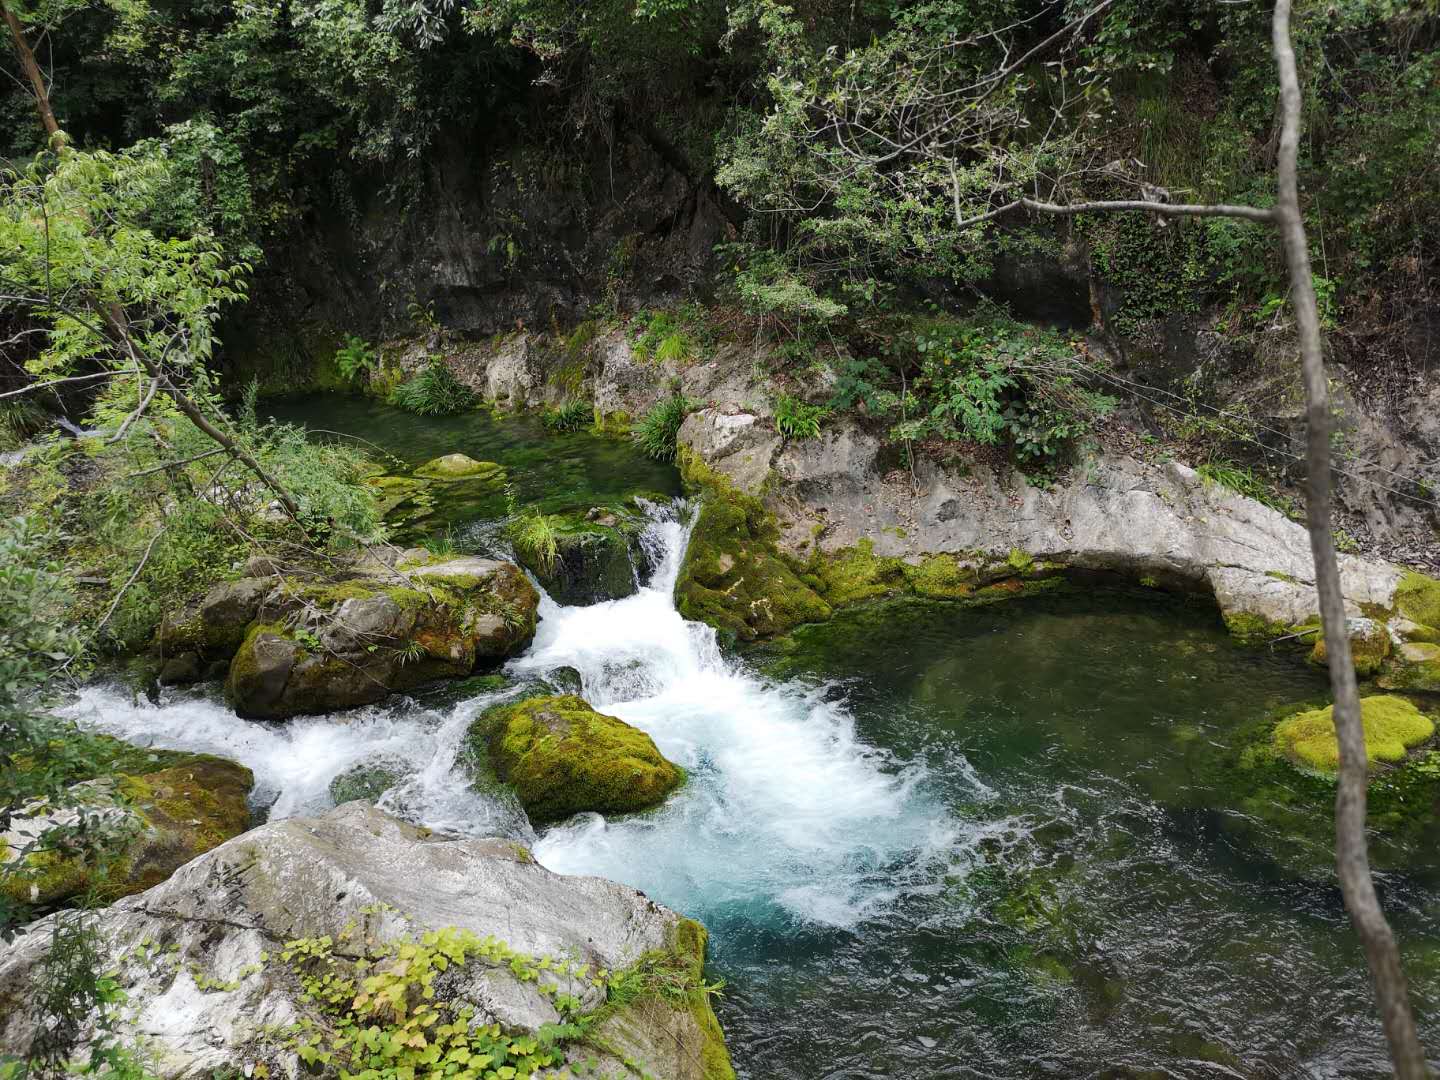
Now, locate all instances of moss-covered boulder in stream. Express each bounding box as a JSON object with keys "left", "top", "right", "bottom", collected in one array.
[
  {"left": 413, "top": 453, "right": 506, "bottom": 482},
  {"left": 478, "top": 694, "right": 683, "bottom": 824},
  {"left": 226, "top": 556, "right": 539, "bottom": 720},
  {"left": 1, "top": 754, "right": 253, "bottom": 910},
  {"left": 1274, "top": 695, "right": 1434, "bottom": 773},
  {"left": 674, "top": 450, "right": 830, "bottom": 641},
  {"left": 513, "top": 508, "right": 646, "bottom": 605},
  {"left": 328, "top": 754, "right": 412, "bottom": 805}
]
